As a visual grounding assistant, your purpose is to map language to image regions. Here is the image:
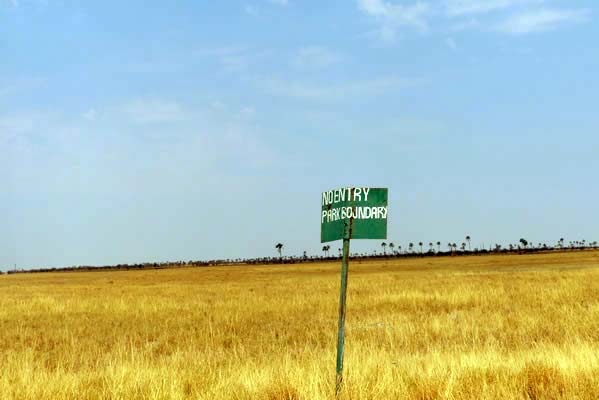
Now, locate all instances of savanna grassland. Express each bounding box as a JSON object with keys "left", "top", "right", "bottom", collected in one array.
[{"left": 2, "top": 251, "right": 599, "bottom": 399}]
